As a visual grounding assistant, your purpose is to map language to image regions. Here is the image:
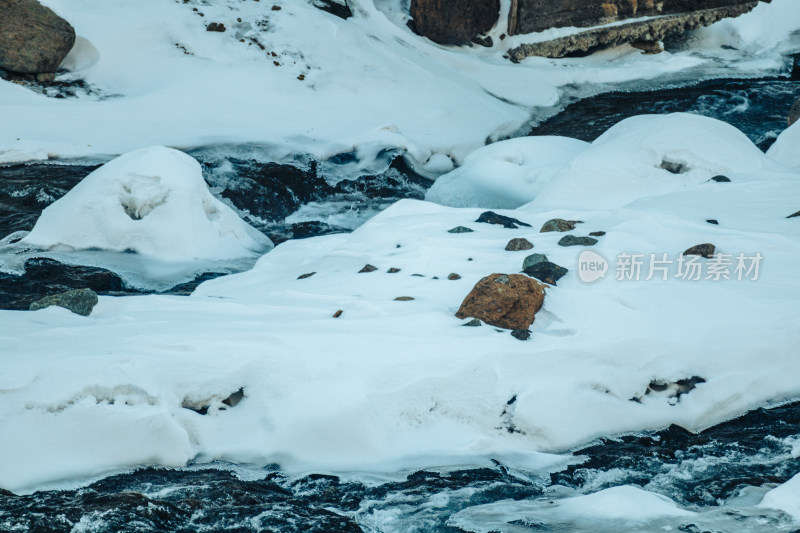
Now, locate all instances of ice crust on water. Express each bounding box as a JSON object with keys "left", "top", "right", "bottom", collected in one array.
[
  {"left": 2, "top": 113, "right": 800, "bottom": 494},
  {"left": 20, "top": 146, "right": 272, "bottom": 261}
]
